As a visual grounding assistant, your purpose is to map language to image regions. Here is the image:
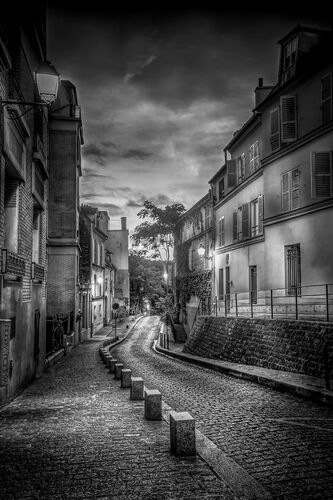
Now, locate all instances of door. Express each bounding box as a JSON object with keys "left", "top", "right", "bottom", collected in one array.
[
  {"left": 249, "top": 266, "right": 257, "bottom": 304},
  {"left": 34, "top": 310, "right": 40, "bottom": 370},
  {"left": 225, "top": 266, "right": 231, "bottom": 312}
]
